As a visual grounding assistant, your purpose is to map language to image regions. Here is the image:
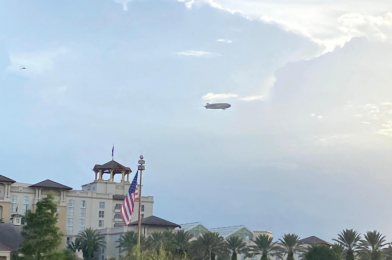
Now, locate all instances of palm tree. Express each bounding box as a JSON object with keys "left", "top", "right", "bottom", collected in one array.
[
  {"left": 331, "top": 243, "right": 344, "bottom": 260},
  {"left": 247, "top": 234, "right": 282, "bottom": 260},
  {"left": 78, "top": 228, "right": 106, "bottom": 260},
  {"left": 225, "top": 236, "right": 248, "bottom": 260},
  {"left": 279, "top": 234, "right": 307, "bottom": 260},
  {"left": 358, "top": 231, "right": 388, "bottom": 260},
  {"left": 147, "top": 232, "right": 165, "bottom": 253},
  {"left": 67, "top": 237, "right": 82, "bottom": 252},
  {"left": 190, "top": 232, "right": 230, "bottom": 260},
  {"left": 333, "top": 229, "right": 361, "bottom": 260},
  {"left": 173, "top": 230, "right": 193, "bottom": 256},
  {"left": 116, "top": 231, "right": 138, "bottom": 257}
]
